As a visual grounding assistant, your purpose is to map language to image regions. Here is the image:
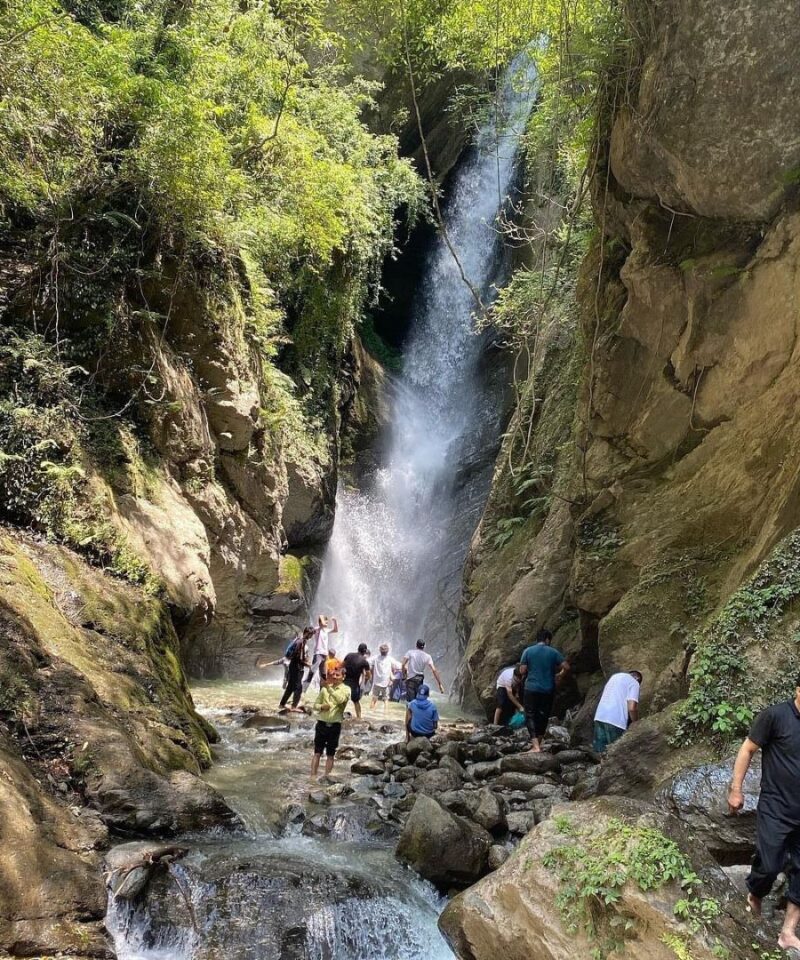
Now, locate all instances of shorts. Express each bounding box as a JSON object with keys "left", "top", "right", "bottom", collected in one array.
[
  {"left": 372, "top": 684, "right": 389, "bottom": 701},
  {"left": 593, "top": 720, "right": 625, "bottom": 754},
  {"left": 406, "top": 675, "right": 424, "bottom": 702},
  {"left": 313, "top": 721, "right": 342, "bottom": 757},
  {"left": 345, "top": 679, "right": 362, "bottom": 703}
]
